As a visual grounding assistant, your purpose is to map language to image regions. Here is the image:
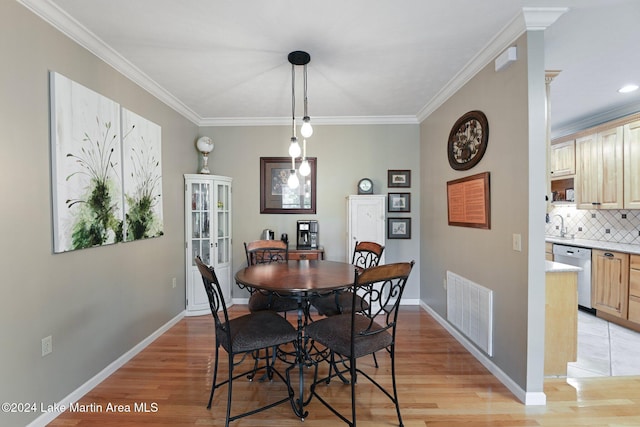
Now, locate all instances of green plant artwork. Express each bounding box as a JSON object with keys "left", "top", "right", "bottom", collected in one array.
[
  {"left": 50, "top": 72, "right": 163, "bottom": 253},
  {"left": 122, "top": 108, "right": 163, "bottom": 241},
  {"left": 65, "top": 118, "right": 124, "bottom": 249}
]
